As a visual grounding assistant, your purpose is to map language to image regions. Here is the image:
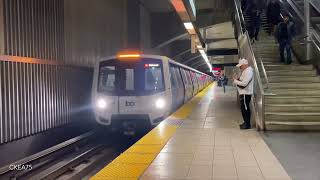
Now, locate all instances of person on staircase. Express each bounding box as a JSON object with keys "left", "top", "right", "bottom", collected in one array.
[
  {"left": 267, "top": 0, "right": 281, "bottom": 35},
  {"left": 248, "top": 2, "right": 262, "bottom": 43},
  {"left": 233, "top": 58, "right": 254, "bottom": 130},
  {"left": 275, "top": 13, "right": 296, "bottom": 64}
]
